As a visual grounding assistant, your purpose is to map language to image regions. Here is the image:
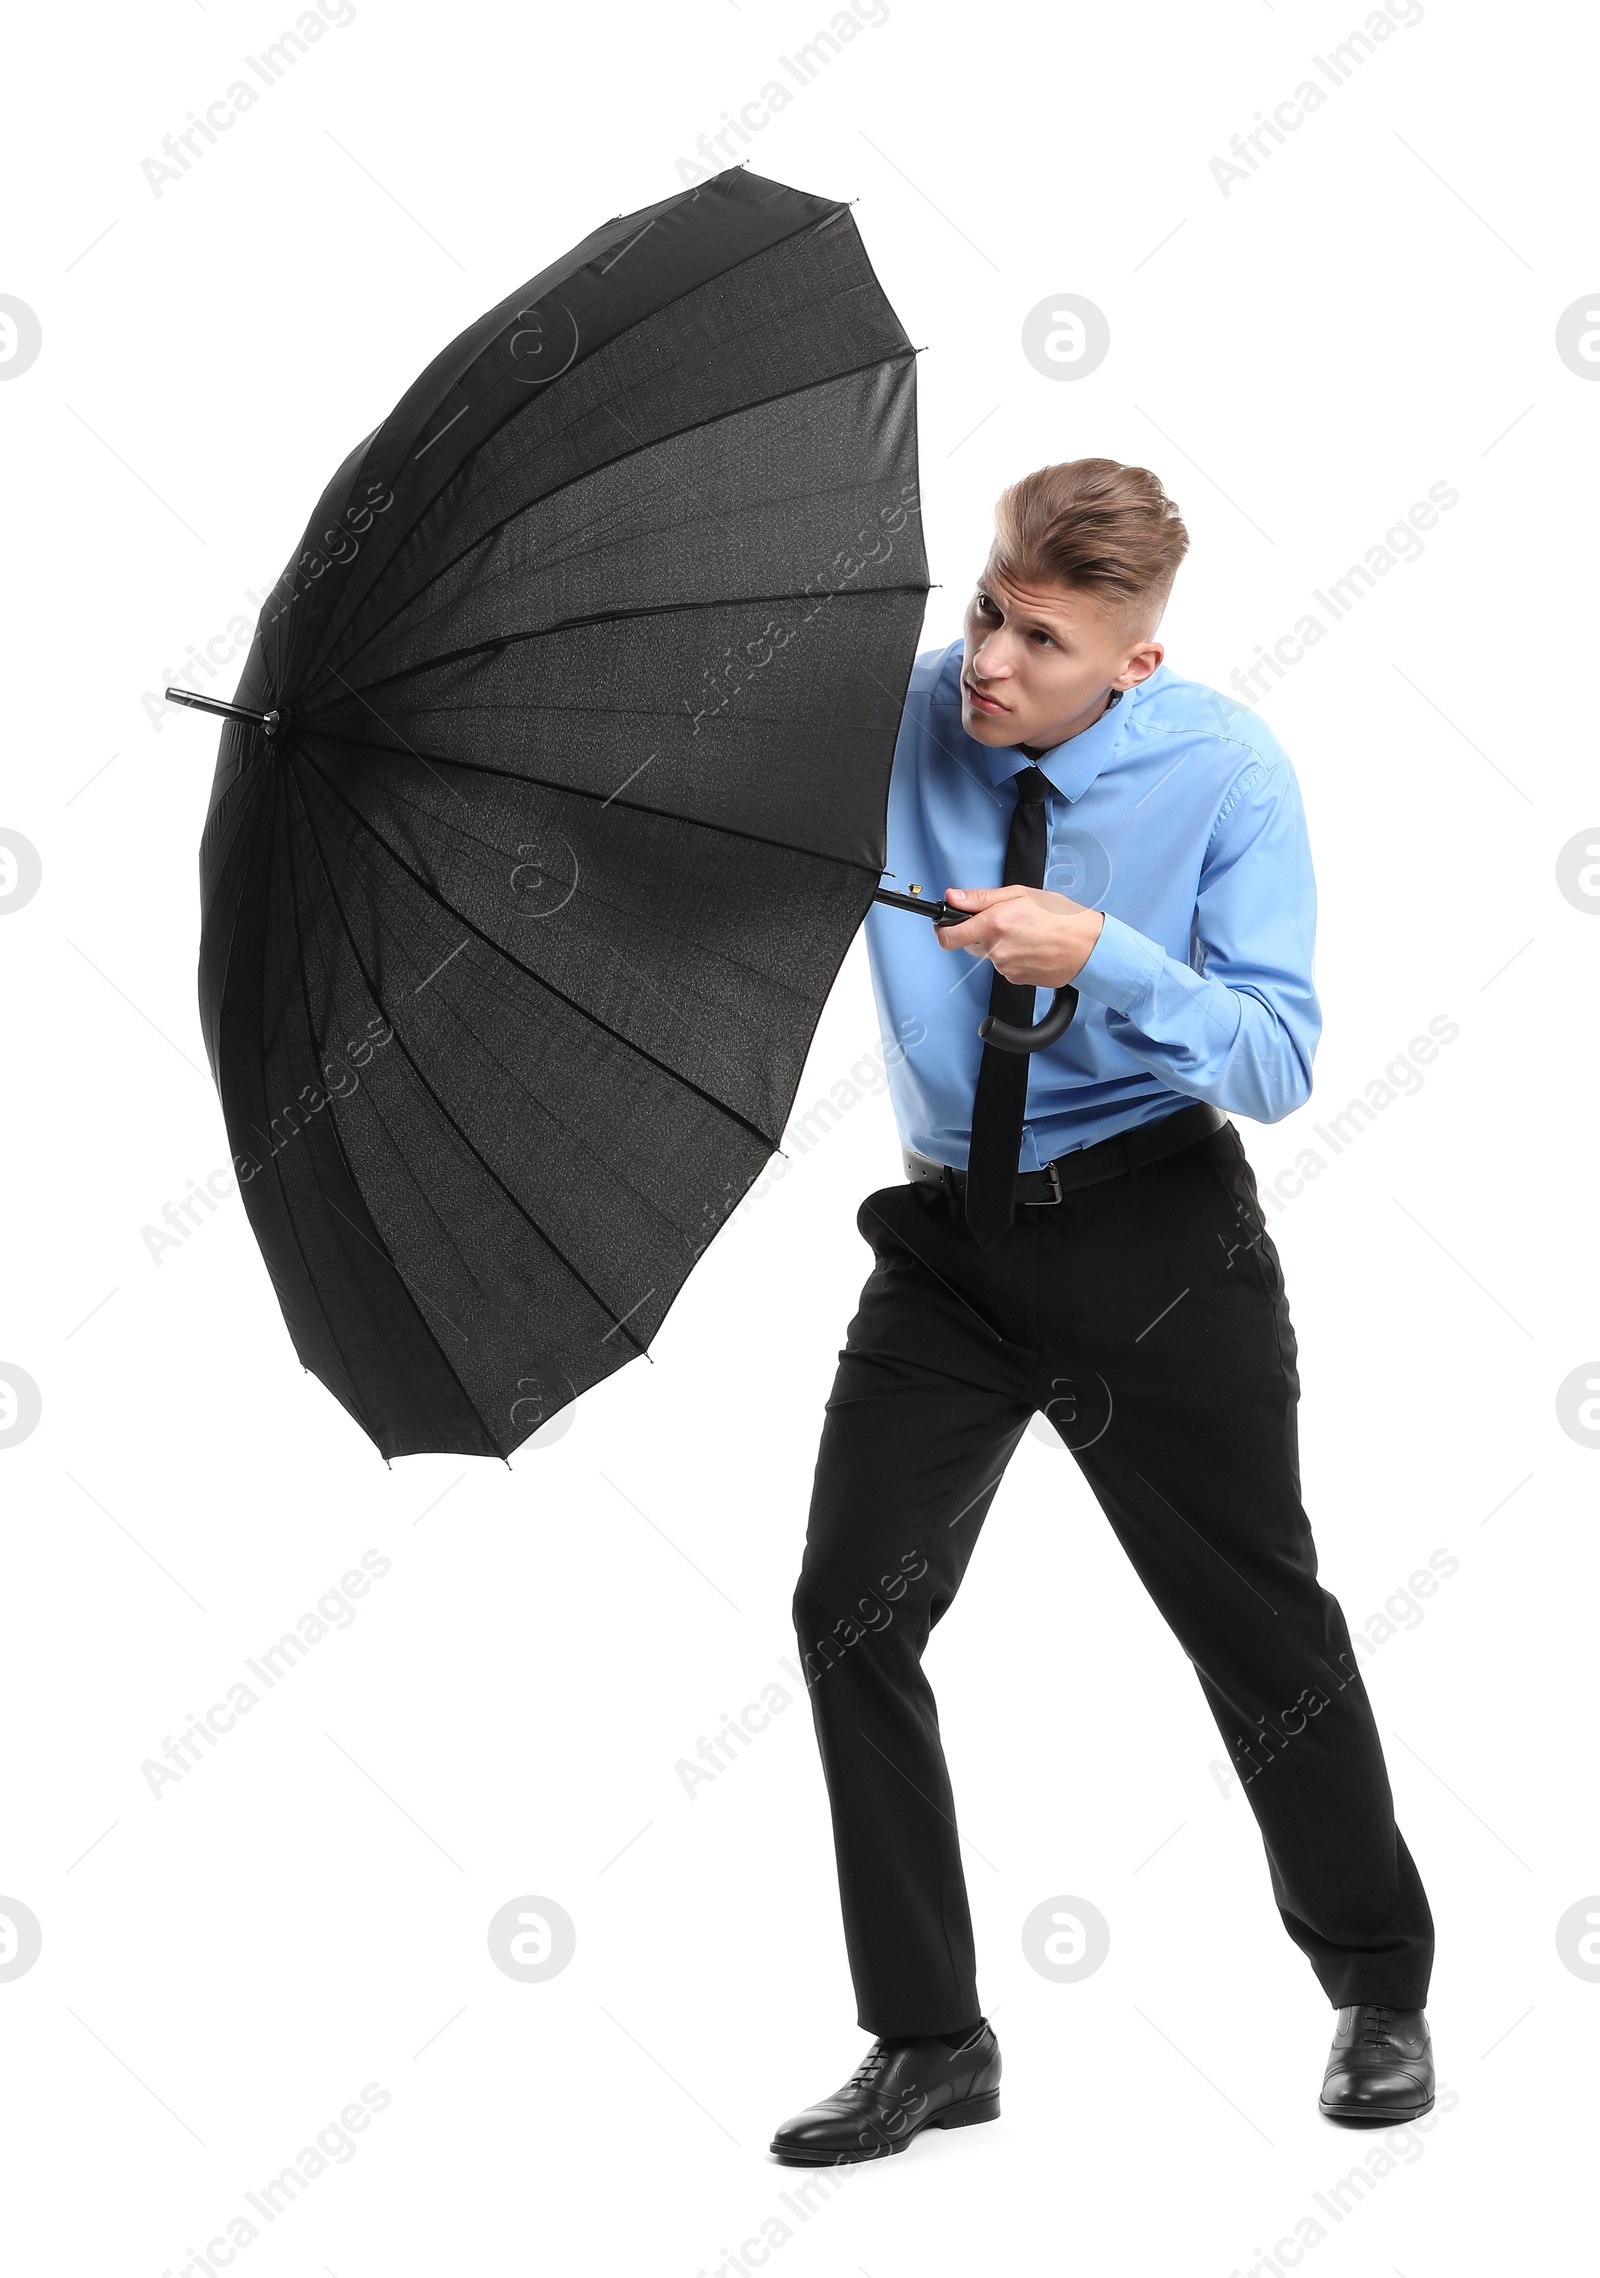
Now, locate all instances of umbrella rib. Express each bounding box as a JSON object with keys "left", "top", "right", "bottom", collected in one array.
[
  {"left": 297, "top": 336, "right": 917, "bottom": 705},
  {"left": 309, "top": 584, "right": 934, "bottom": 706},
  {"left": 315, "top": 748, "right": 822, "bottom": 1019},
  {"left": 286, "top": 767, "right": 657, "bottom": 1369},
  {"left": 248, "top": 762, "right": 389, "bottom": 1449},
  {"left": 289, "top": 720, "right": 893, "bottom": 881},
  {"left": 294, "top": 197, "right": 863, "bottom": 689},
  {"left": 296, "top": 214, "right": 902, "bottom": 687},
  {"left": 200, "top": 755, "right": 272, "bottom": 1088},
  {"left": 280, "top": 769, "right": 512, "bottom": 1455},
  {"left": 296, "top": 806, "right": 711, "bottom": 1269},
  {"left": 308, "top": 389, "right": 923, "bottom": 703},
  {"left": 293, "top": 742, "right": 788, "bottom": 1153}
]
